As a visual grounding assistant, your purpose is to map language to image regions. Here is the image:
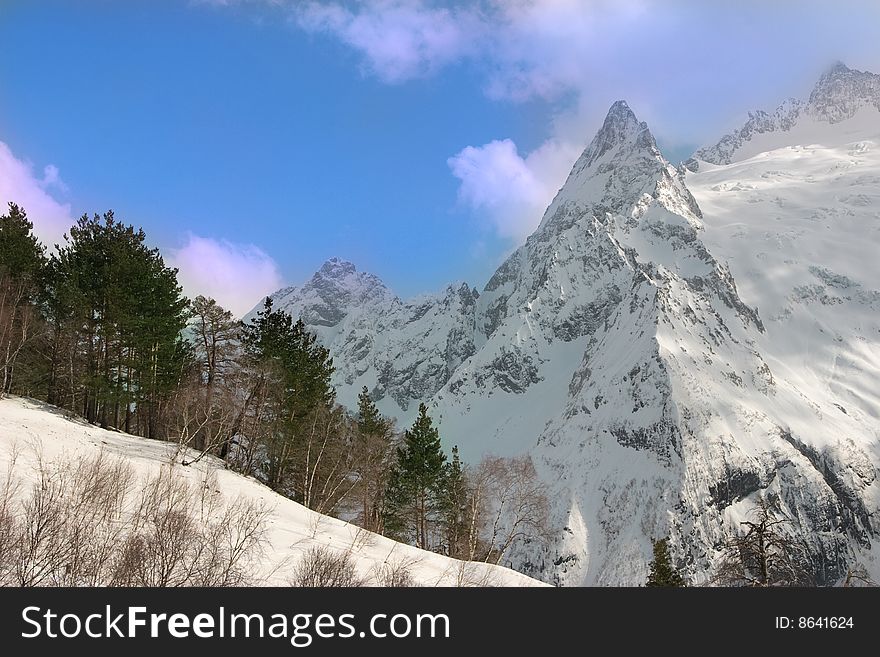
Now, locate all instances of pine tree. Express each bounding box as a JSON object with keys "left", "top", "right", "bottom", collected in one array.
[
  {"left": 45, "top": 211, "right": 188, "bottom": 435},
  {"left": 0, "top": 203, "right": 48, "bottom": 394},
  {"left": 385, "top": 403, "right": 447, "bottom": 550},
  {"left": 0, "top": 203, "right": 45, "bottom": 279},
  {"left": 440, "top": 445, "right": 471, "bottom": 559},
  {"left": 646, "top": 536, "right": 685, "bottom": 587},
  {"left": 353, "top": 386, "right": 394, "bottom": 532},
  {"left": 241, "top": 298, "right": 334, "bottom": 413},
  {"left": 240, "top": 298, "right": 335, "bottom": 493}
]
